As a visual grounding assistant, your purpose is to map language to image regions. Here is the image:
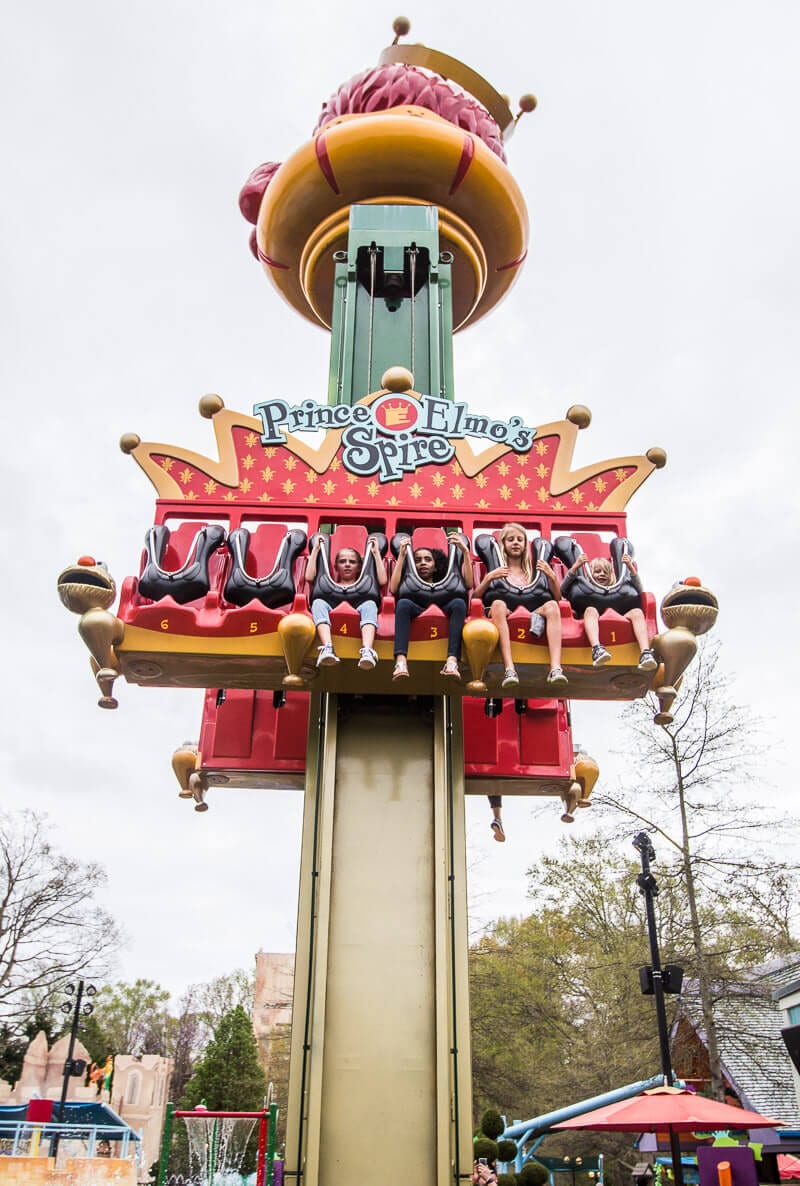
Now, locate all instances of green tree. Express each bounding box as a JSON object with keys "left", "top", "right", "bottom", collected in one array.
[
  {"left": 471, "top": 837, "right": 668, "bottom": 1129},
  {"left": 604, "top": 640, "right": 800, "bottom": 1097},
  {"left": 180, "top": 1005, "right": 266, "bottom": 1111},
  {"left": 471, "top": 837, "right": 712, "bottom": 1185},
  {"left": 84, "top": 979, "right": 171, "bottom": 1059},
  {"left": 171, "top": 1006, "right": 267, "bottom": 1178}
]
